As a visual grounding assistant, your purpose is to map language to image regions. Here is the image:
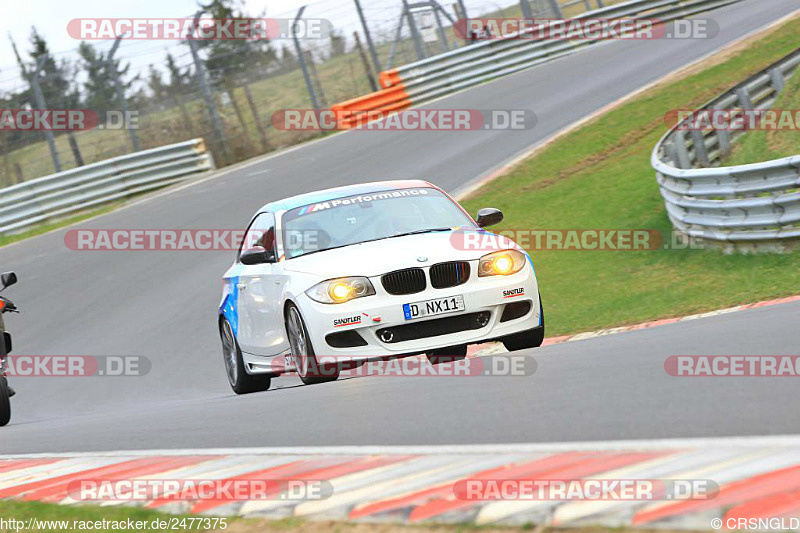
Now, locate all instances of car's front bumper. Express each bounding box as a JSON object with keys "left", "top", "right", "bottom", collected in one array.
[{"left": 297, "top": 261, "right": 540, "bottom": 362}]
